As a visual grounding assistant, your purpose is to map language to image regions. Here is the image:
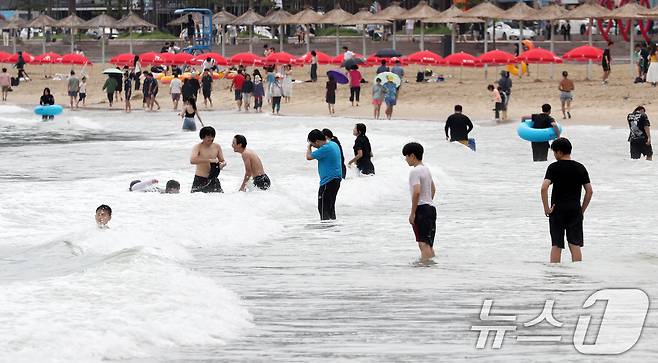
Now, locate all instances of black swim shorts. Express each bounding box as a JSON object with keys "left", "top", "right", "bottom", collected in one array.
[
  {"left": 413, "top": 204, "right": 437, "bottom": 247},
  {"left": 191, "top": 175, "right": 223, "bottom": 193},
  {"left": 549, "top": 209, "right": 583, "bottom": 249},
  {"left": 630, "top": 139, "right": 653, "bottom": 159},
  {"left": 253, "top": 174, "right": 271, "bottom": 190}
]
